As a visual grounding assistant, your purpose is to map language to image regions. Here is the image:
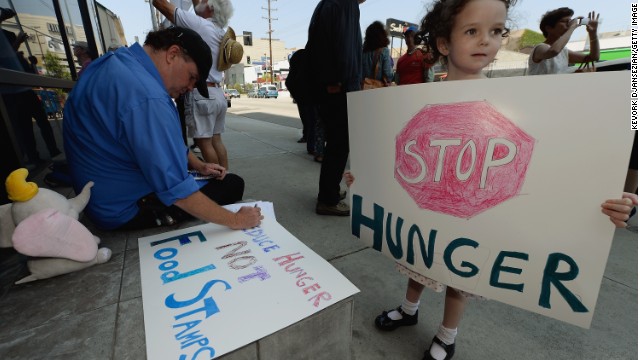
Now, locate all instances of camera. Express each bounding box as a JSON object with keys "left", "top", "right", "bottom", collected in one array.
[{"left": 578, "top": 18, "right": 589, "bottom": 26}]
